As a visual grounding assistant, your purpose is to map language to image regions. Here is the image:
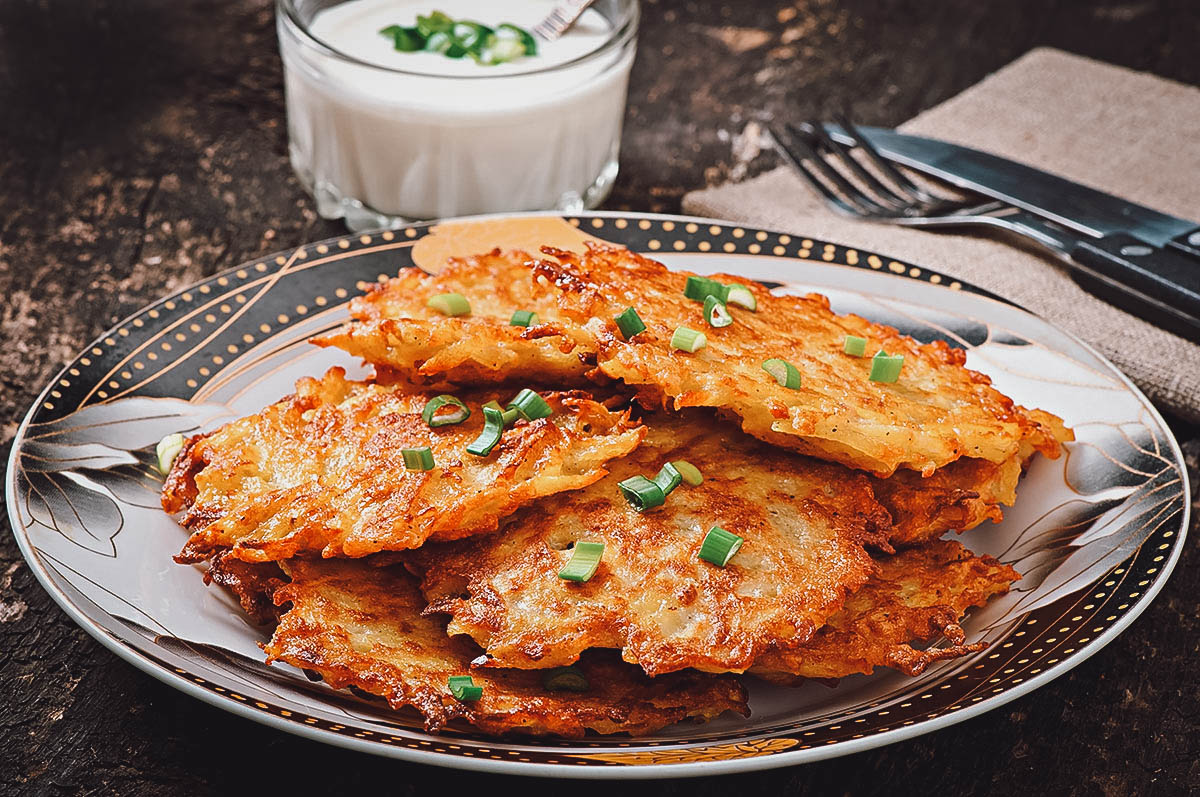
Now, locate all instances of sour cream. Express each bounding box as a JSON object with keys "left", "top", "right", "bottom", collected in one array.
[{"left": 277, "top": 0, "right": 638, "bottom": 228}]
